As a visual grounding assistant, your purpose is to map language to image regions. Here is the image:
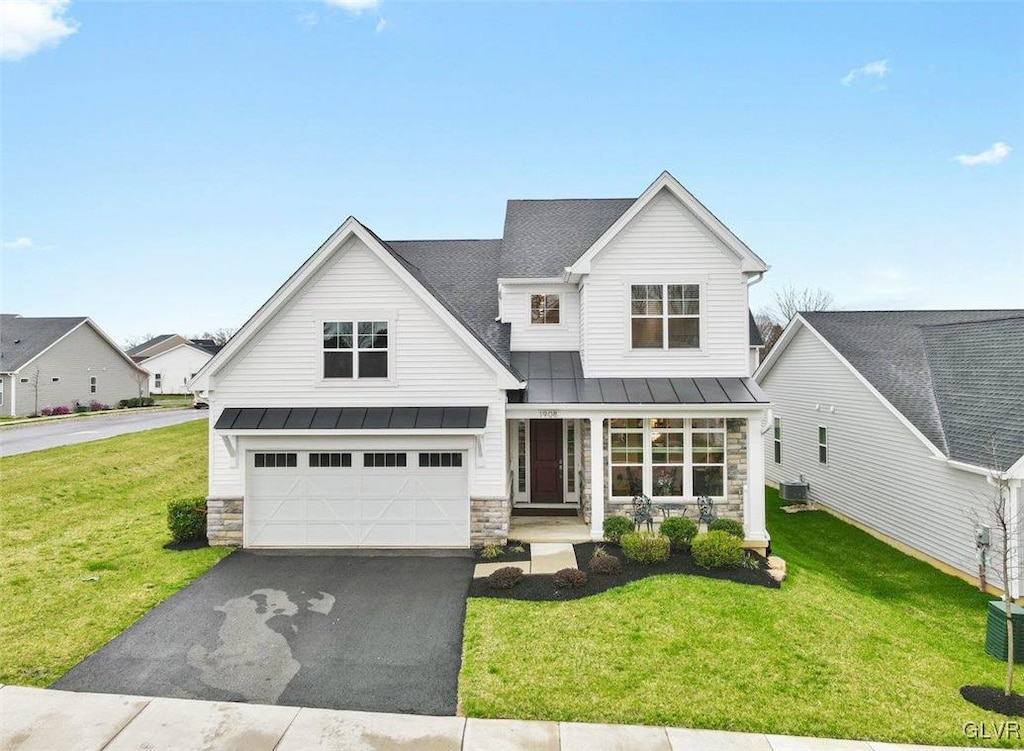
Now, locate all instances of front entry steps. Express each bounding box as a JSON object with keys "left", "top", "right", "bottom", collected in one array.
[{"left": 473, "top": 543, "right": 578, "bottom": 579}]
